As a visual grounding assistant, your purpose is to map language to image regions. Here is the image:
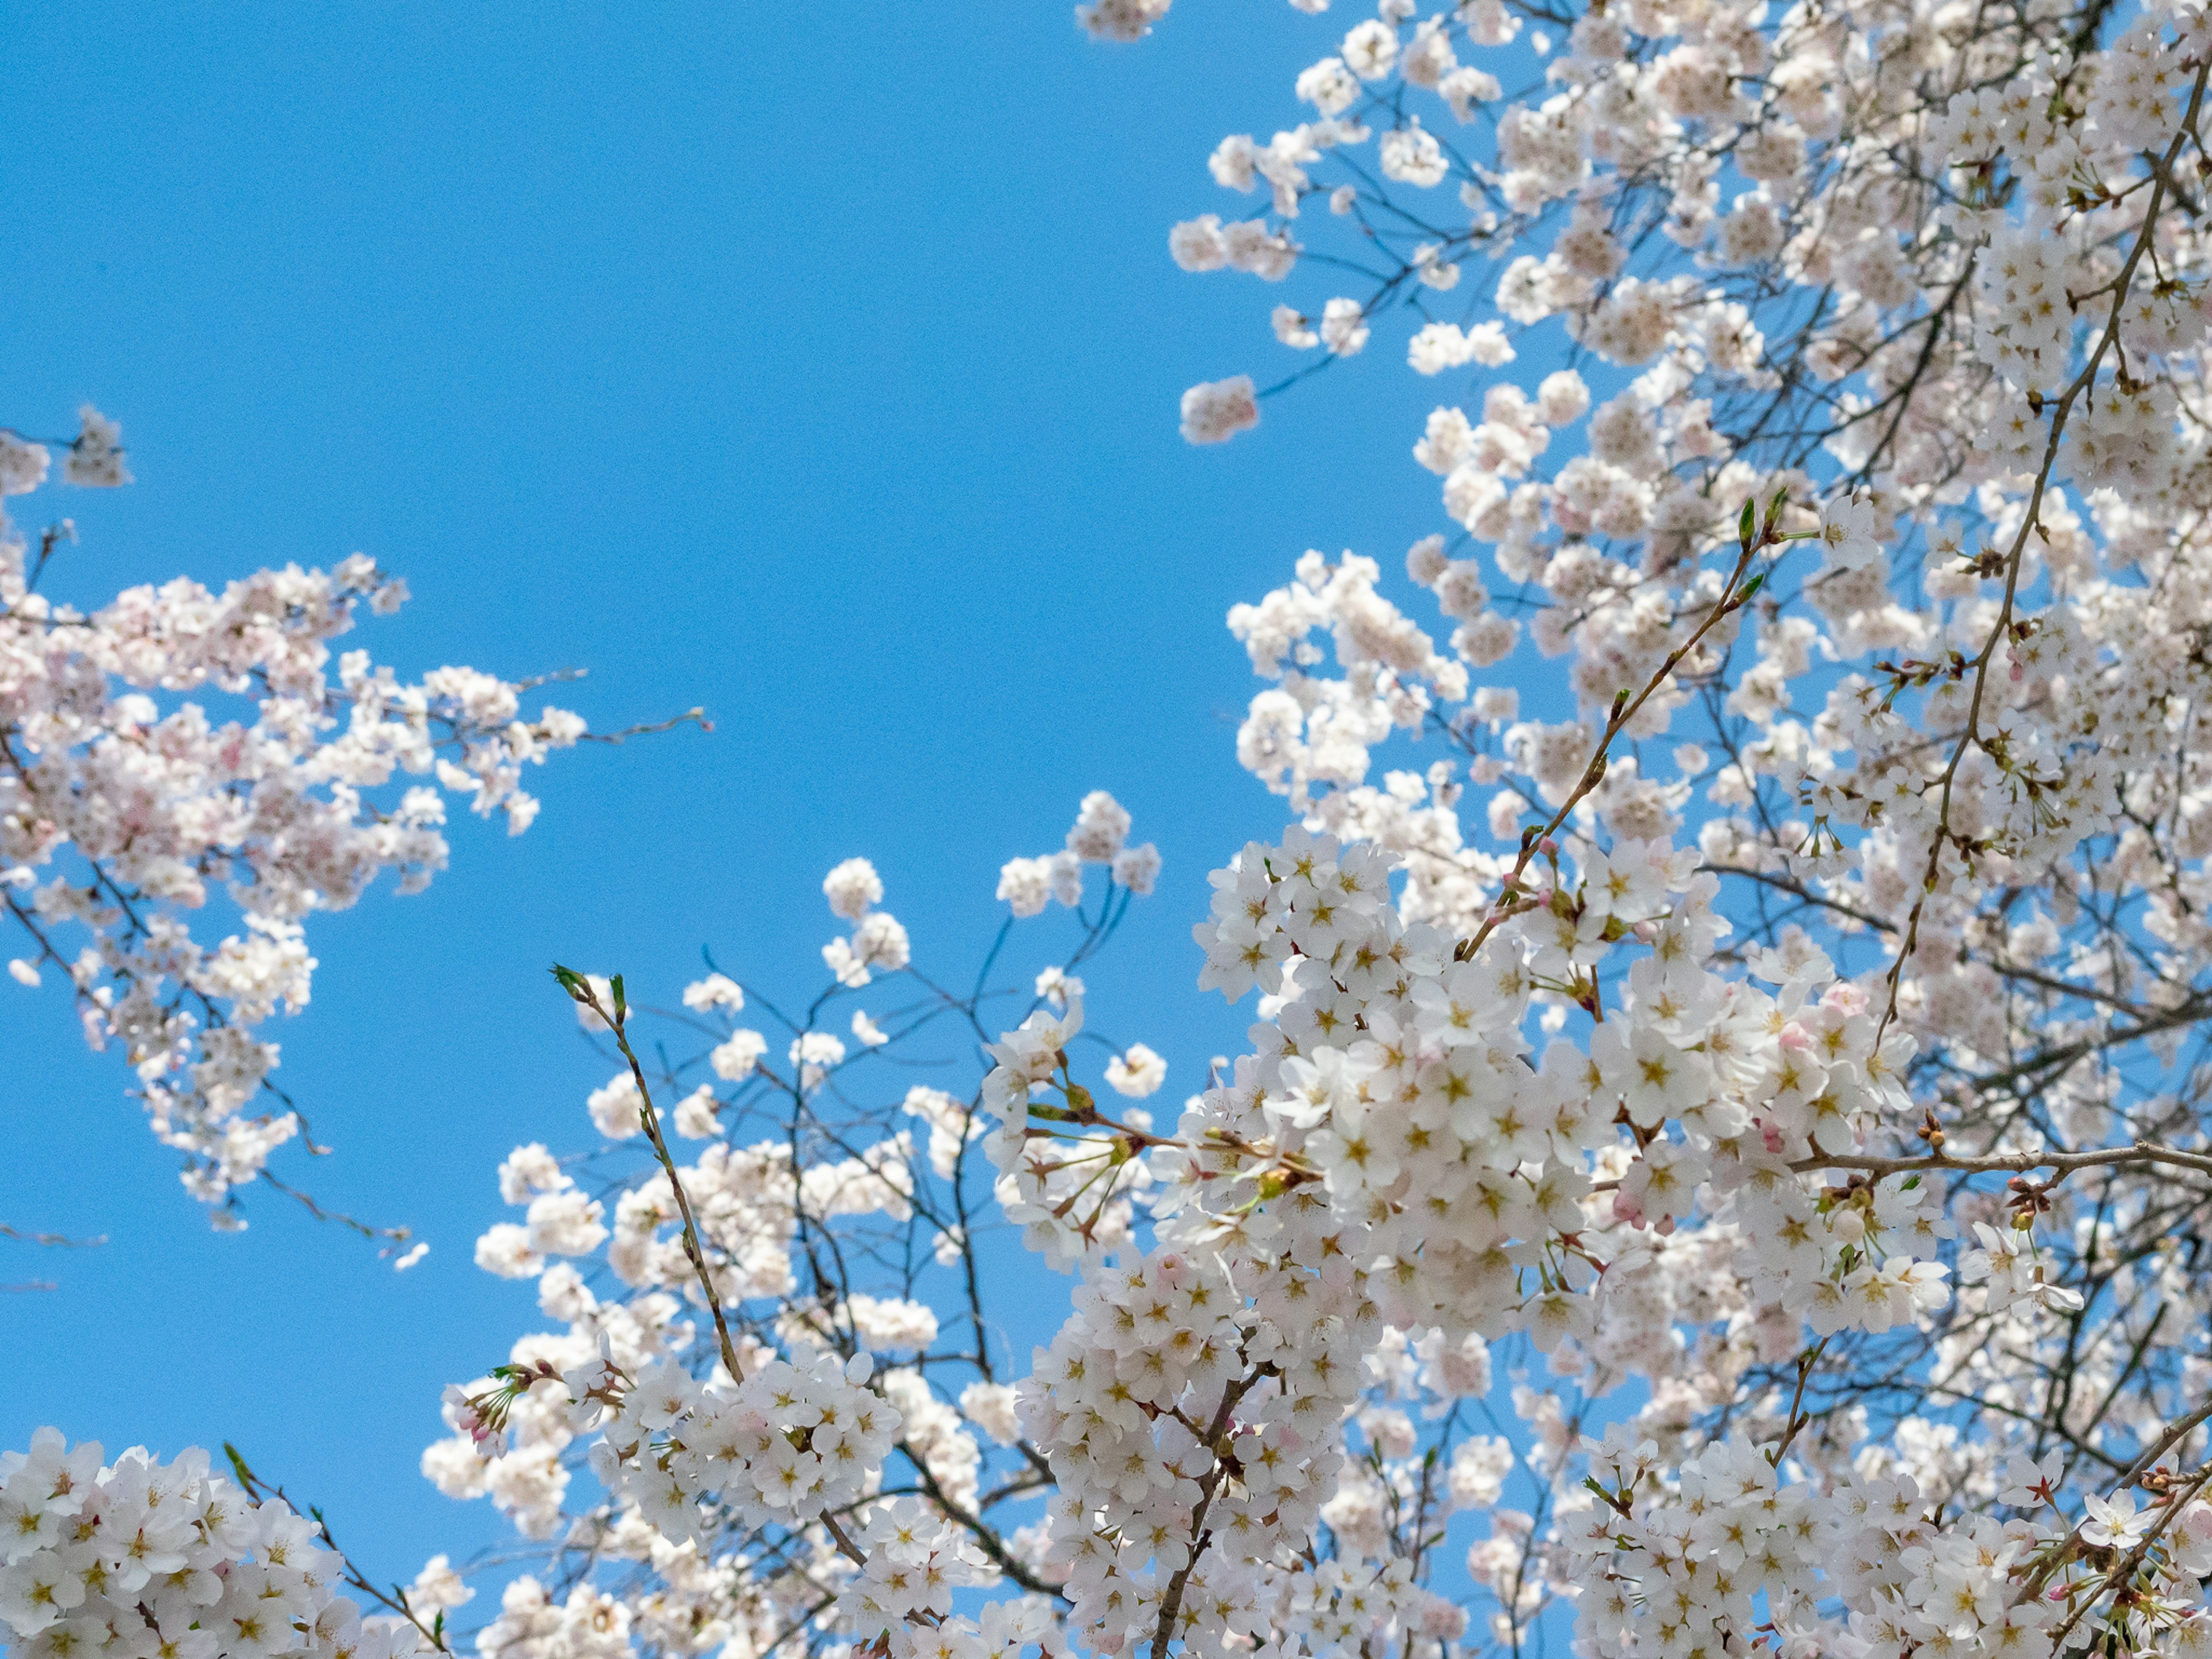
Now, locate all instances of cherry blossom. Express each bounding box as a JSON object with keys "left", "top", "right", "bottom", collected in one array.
[{"left": 2, "top": 420, "right": 694, "bottom": 1239}]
